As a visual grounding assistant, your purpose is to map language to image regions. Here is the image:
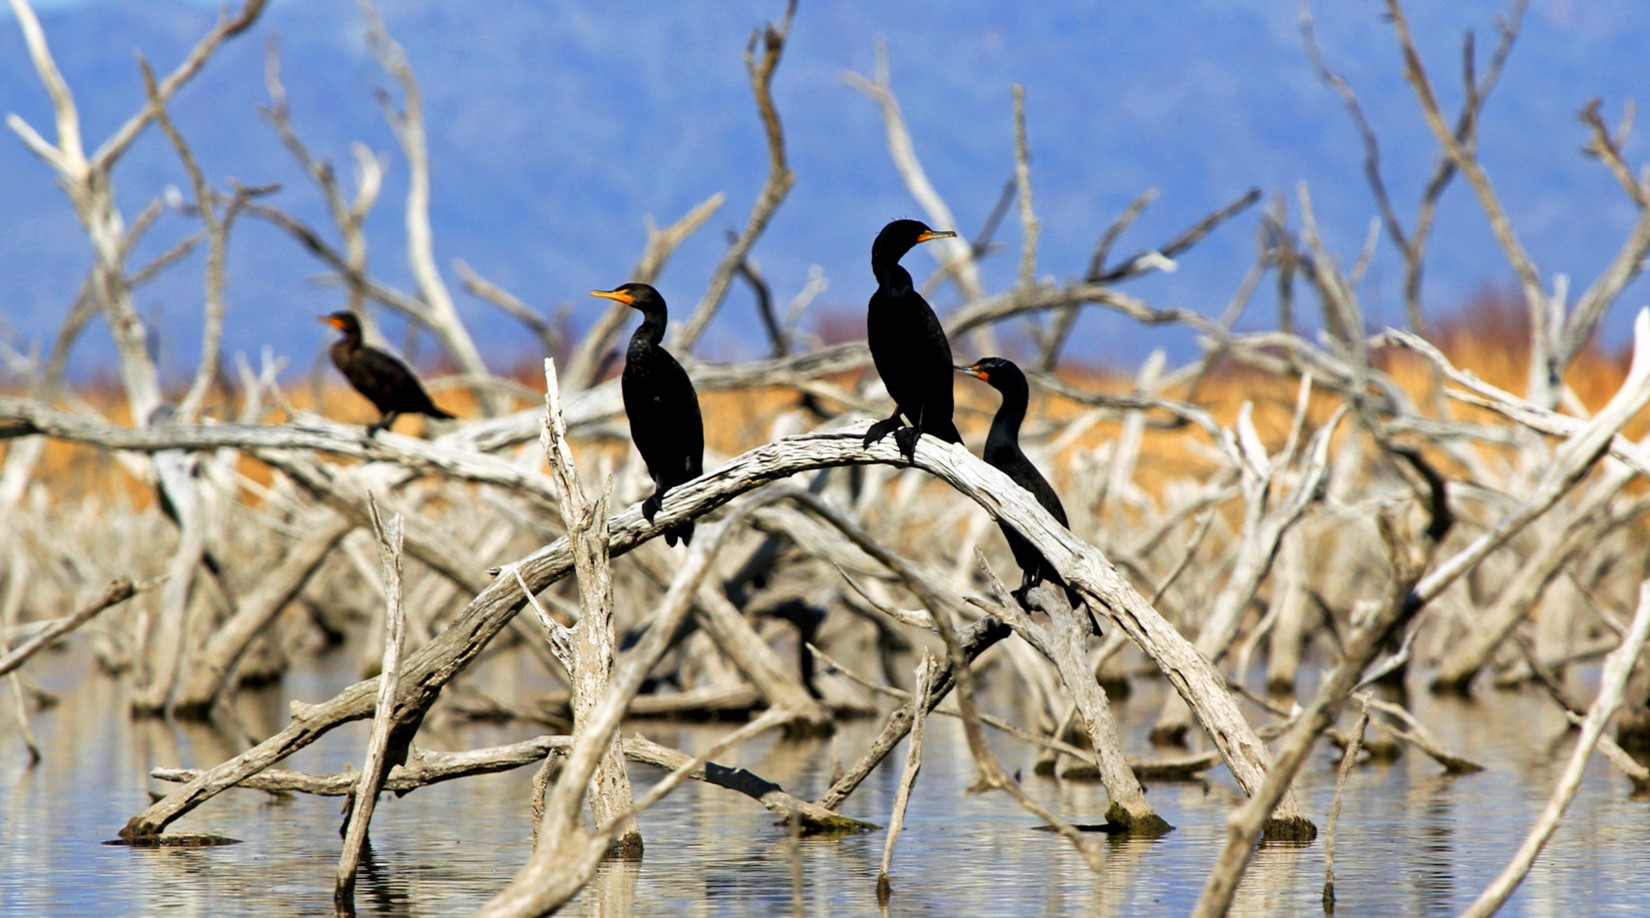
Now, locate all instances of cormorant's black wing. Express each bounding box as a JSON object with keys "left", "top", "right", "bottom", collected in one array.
[{"left": 341, "top": 345, "right": 444, "bottom": 417}]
